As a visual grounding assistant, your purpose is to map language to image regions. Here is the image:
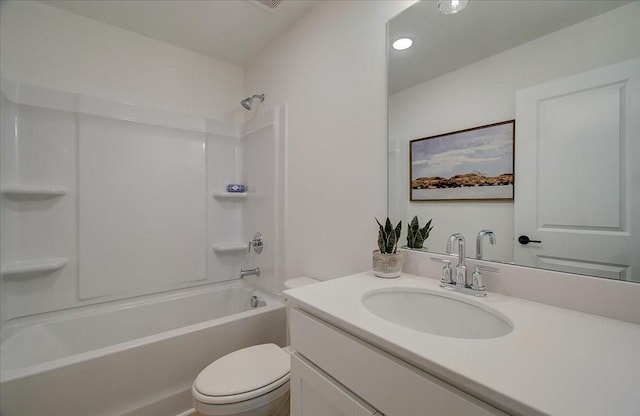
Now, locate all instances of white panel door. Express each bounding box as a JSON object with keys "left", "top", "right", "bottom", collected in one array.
[
  {"left": 515, "top": 58, "right": 640, "bottom": 281},
  {"left": 290, "top": 353, "right": 379, "bottom": 416}
]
